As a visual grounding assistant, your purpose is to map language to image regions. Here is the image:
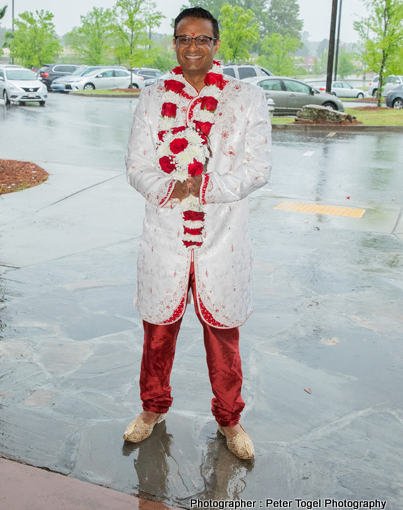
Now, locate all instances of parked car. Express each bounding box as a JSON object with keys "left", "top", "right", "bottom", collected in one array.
[
  {"left": 244, "top": 76, "right": 344, "bottom": 115},
  {"left": 385, "top": 84, "right": 403, "bottom": 109},
  {"left": 38, "top": 63, "right": 82, "bottom": 91},
  {"left": 316, "top": 81, "right": 365, "bottom": 98},
  {"left": 65, "top": 68, "right": 132, "bottom": 92},
  {"left": 51, "top": 65, "right": 128, "bottom": 92},
  {"left": 223, "top": 64, "right": 274, "bottom": 80},
  {"left": 0, "top": 65, "right": 47, "bottom": 106},
  {"left": 368, "top": 75, "right": 403, "bottom": 97},
  {"left": 132, "top": 67, "right": 164, "bottom": 79}
]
